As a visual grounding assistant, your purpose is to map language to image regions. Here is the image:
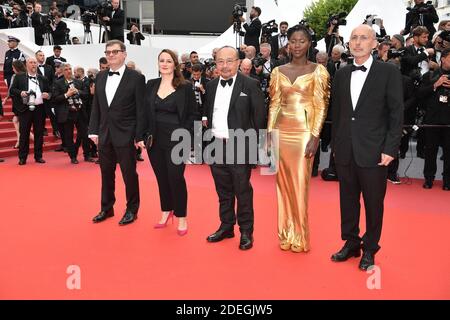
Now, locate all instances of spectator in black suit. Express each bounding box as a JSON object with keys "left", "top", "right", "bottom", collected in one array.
[
  {"left": 417, "top": 48, "right": 450, "bottom": 191},
  {"left": 31, "top": 3, "right": 45, "bottom": 45},
  {"left": 45, "top": 46, "right": 67, "bottom": 72},
  {"left": 51, "top": 12, "right": 68, "bottom": 45},
  {"left": 9, "top": 4, "right": 27, "bottom": 28},
  {"left": 126, "top": 23, "right": 145, "bottom": 45},
  {"left": 271, "top": 21, "right": 288, "bottom": 60},
  {"left": 102, "top": 0, "right": 124, "bottom": 42},
  {"left": 403, "top": 0, "right": 439, "bottom": 40},
  {"left": 240, "top": 6, "right": 262, "bottom": 53}
]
